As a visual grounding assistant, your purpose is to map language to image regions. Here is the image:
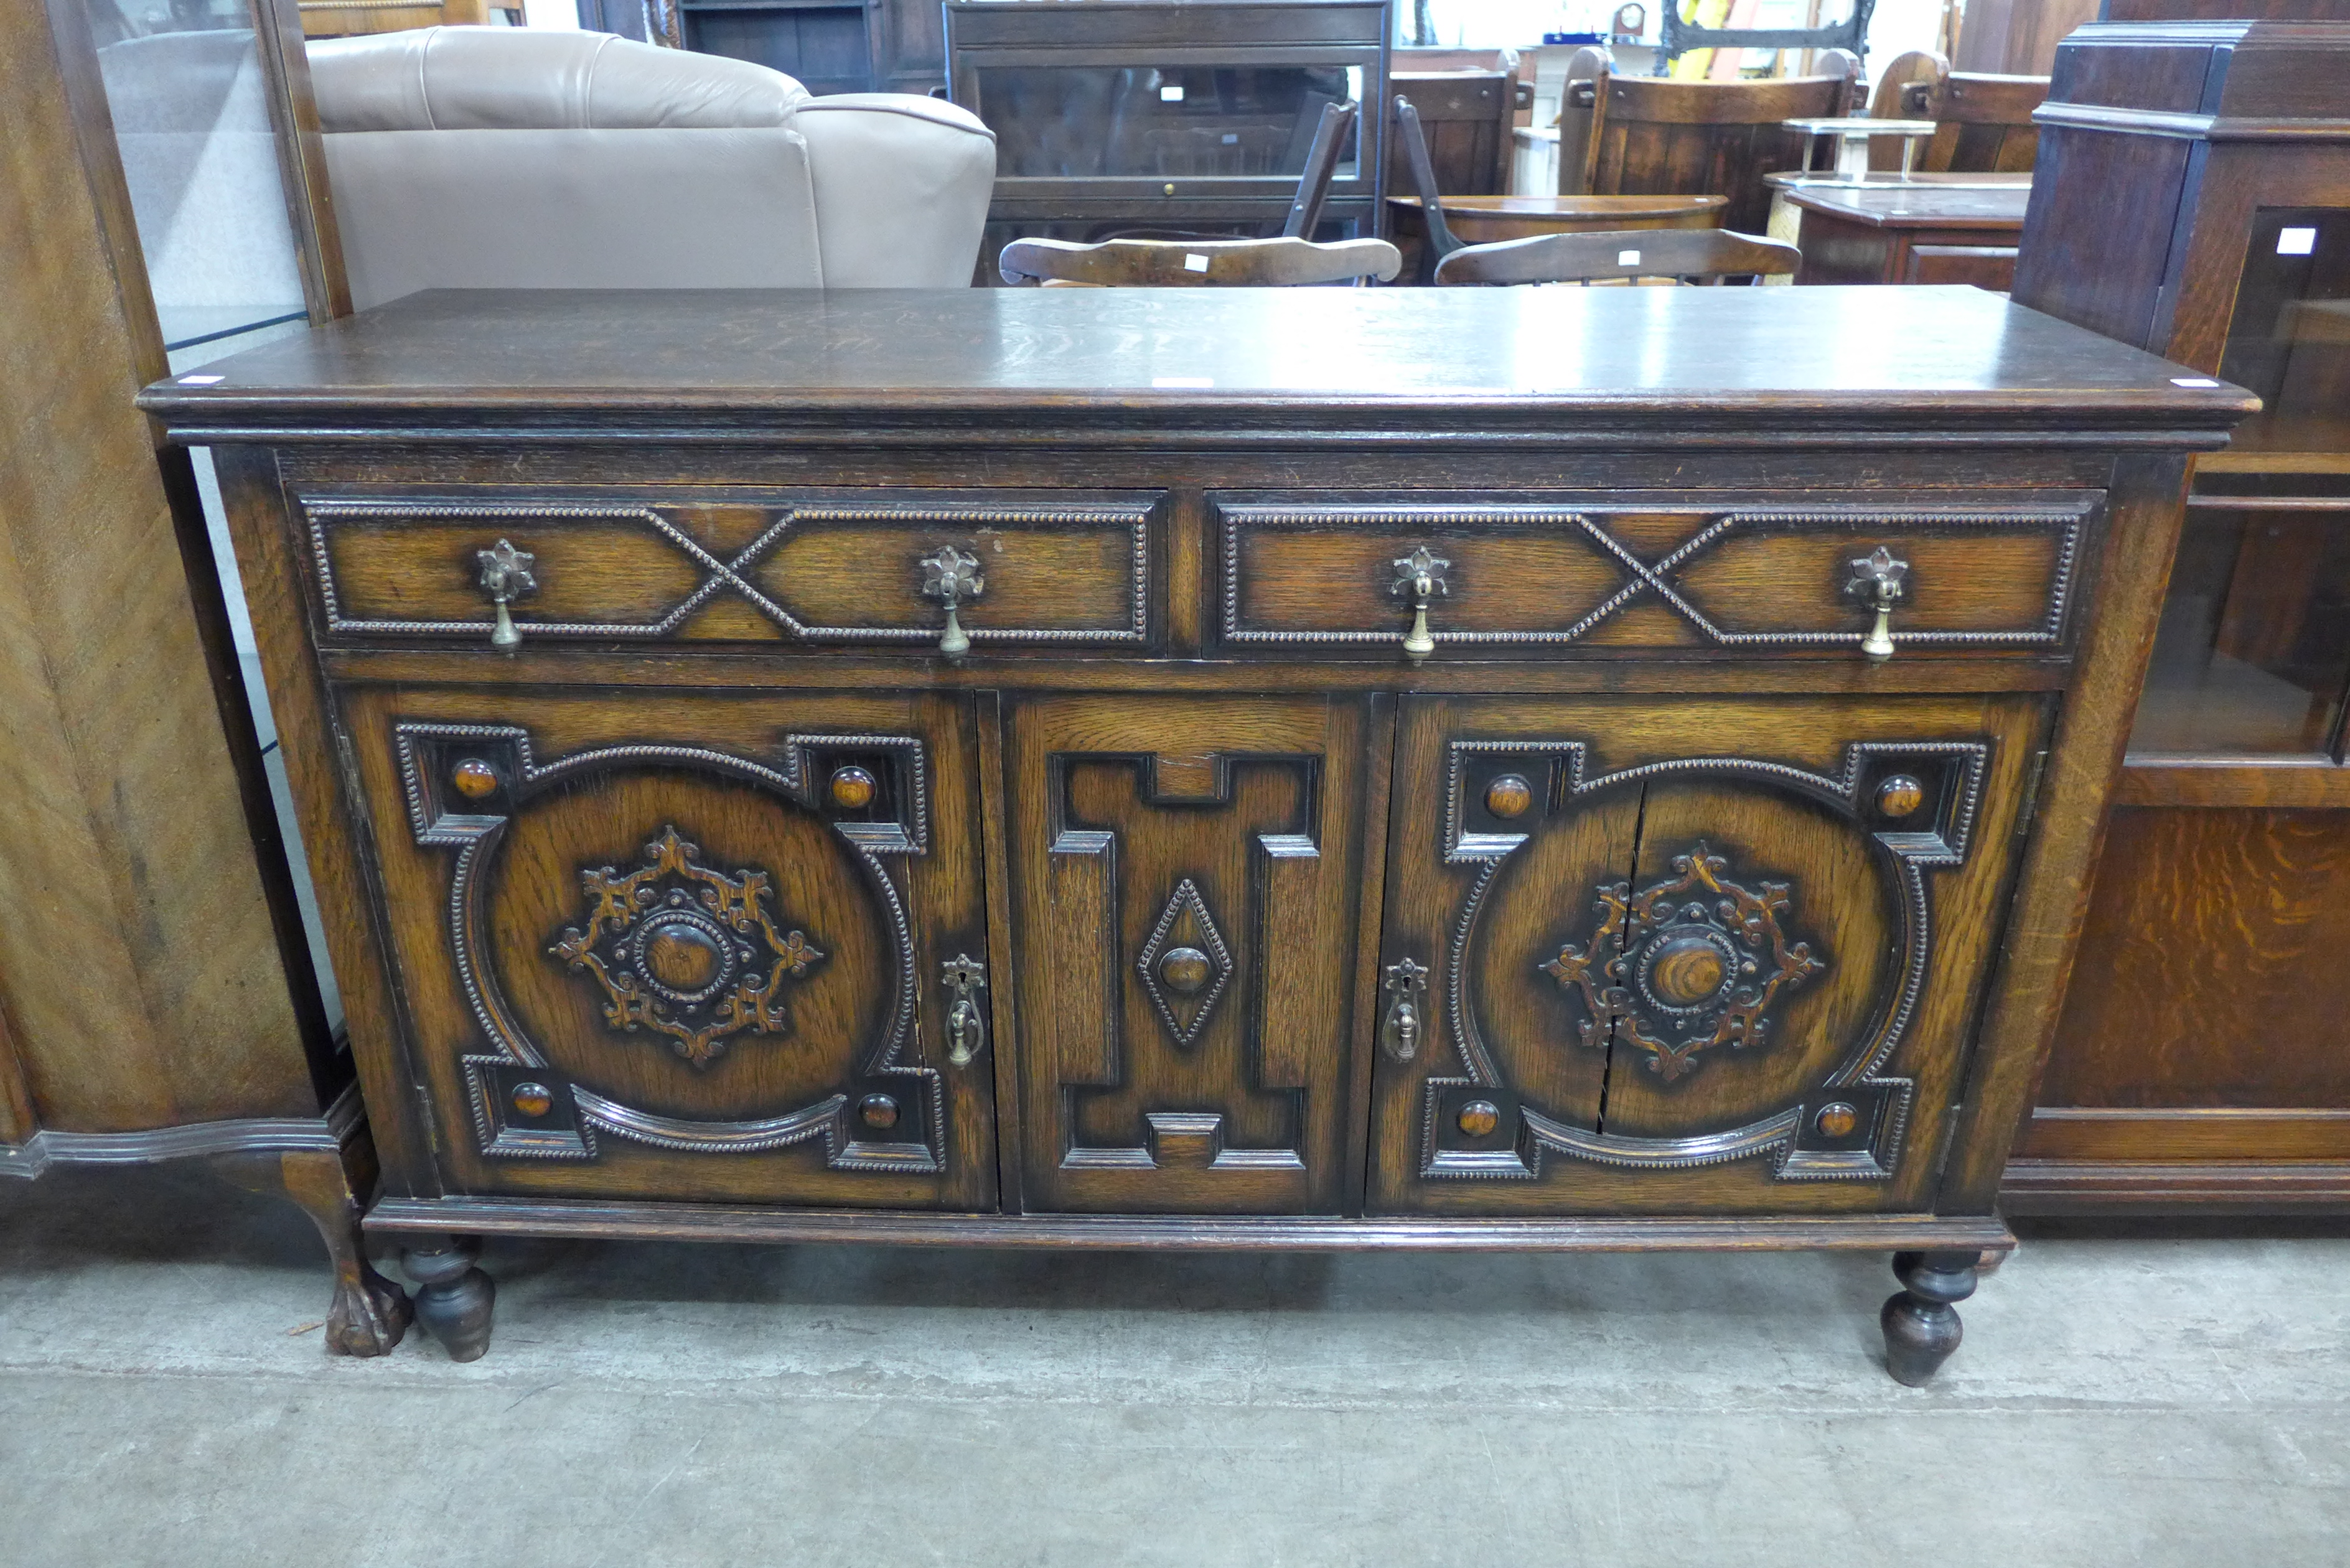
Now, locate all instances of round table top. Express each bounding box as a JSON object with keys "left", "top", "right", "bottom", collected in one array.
[{"left": 1385, "top": 194, "right": 1728, "bottom": 218}]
